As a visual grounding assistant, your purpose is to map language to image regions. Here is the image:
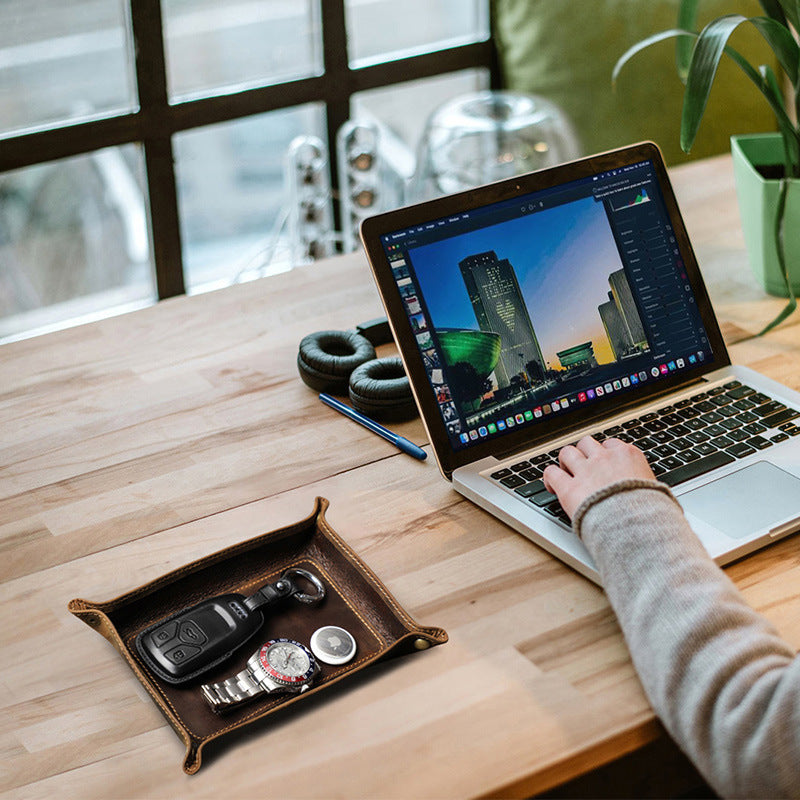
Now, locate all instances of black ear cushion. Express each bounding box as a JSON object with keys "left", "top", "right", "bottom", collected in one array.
[
  {"left": 297, "top": 330, "right": 376, "bottom": 393},
  {"left": 348, "top": 356, "right": 417, "bottom": 422}
]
